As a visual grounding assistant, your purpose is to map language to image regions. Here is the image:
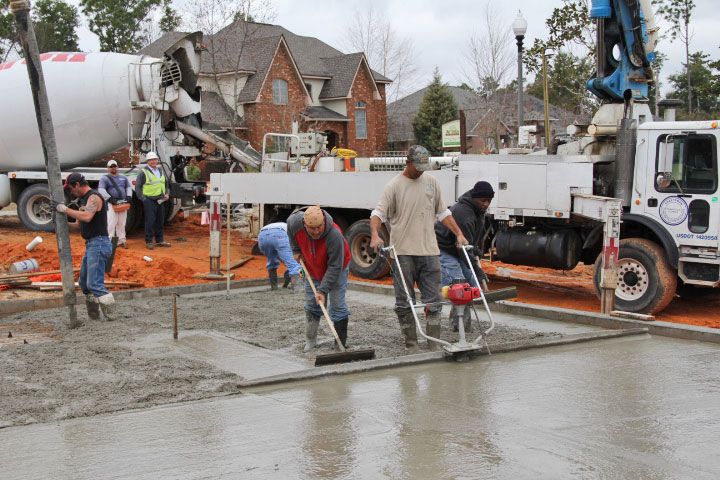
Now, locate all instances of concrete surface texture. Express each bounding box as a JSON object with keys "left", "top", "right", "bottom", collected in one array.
[
  {"left": 0, "top": 288, "right": 560, "bottom": 427},
  {"left": 1, "top": 334, "right": 719, "bottom": 479}
]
